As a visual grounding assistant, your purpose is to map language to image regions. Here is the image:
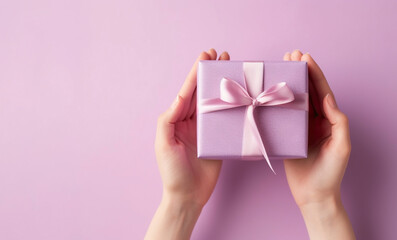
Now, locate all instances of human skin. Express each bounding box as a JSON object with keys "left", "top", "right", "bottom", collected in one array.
[
  {"left": 145, "top": 49, "right": 229, "bottom": 240},
  {"left": 283, "top": 50, "right": 355, "bottom": 239},
  {"left": 145, "top": 49, "right": 355, "bottom": 240}
]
